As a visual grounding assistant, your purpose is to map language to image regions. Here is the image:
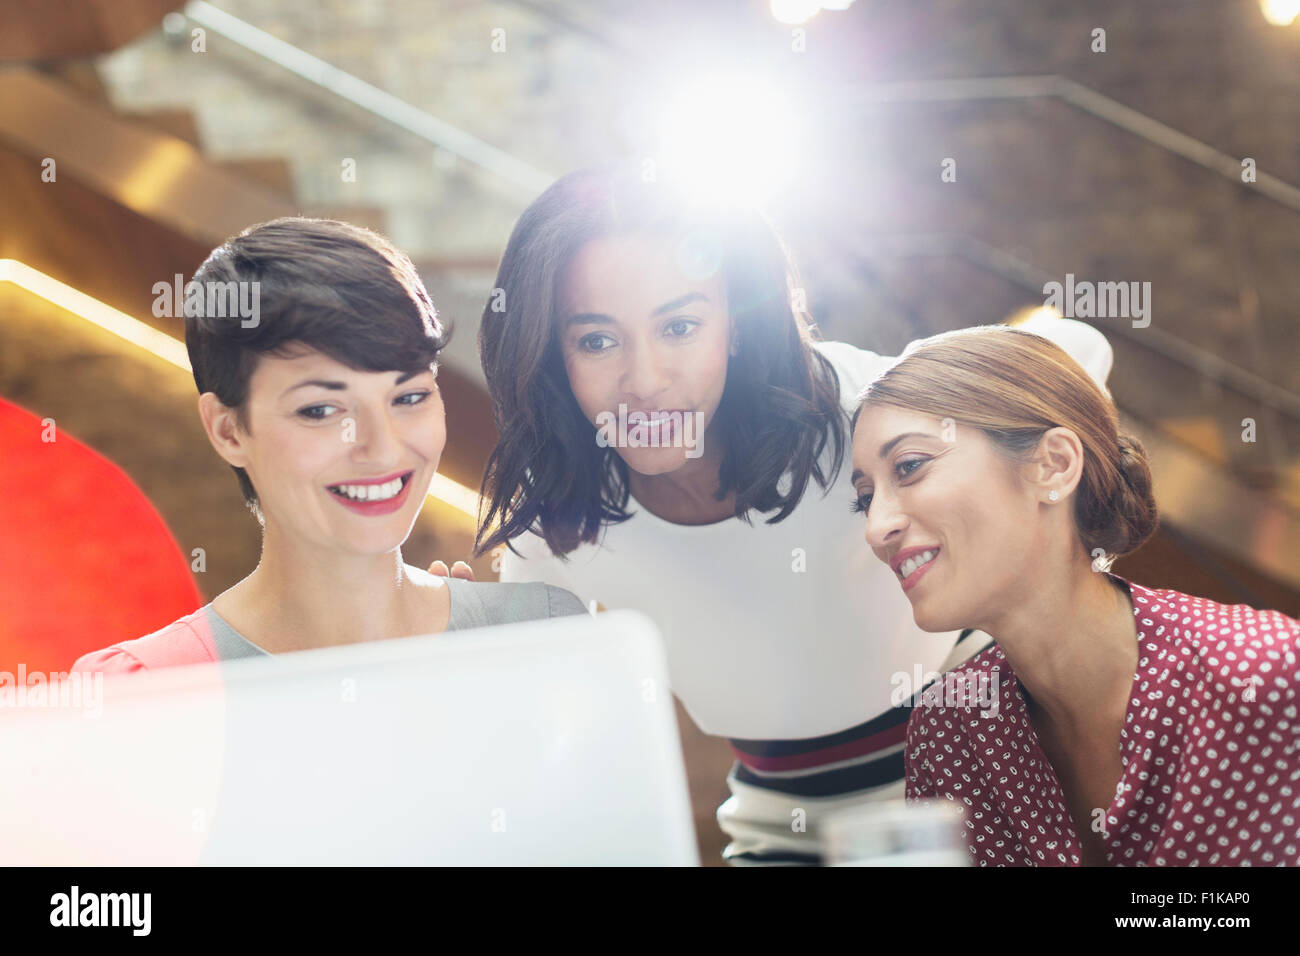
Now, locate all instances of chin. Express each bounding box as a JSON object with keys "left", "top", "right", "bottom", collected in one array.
[
  {"left": 334, "top": 513, "right": 421, "bottom": 555},
  {"left": 621, "top": 449, "right": 689, "bottom": 476},
  {"left": 909, "top": 598, "right": 964, "bottom": 634}
]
